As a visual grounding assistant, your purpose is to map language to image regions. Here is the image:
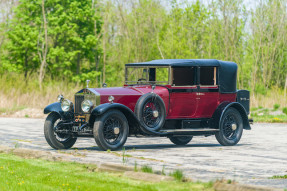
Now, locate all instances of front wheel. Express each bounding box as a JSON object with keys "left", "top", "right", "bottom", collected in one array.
[
  {"left": 93, "top": 110, "right": 129, "bottom": 151},
  {"left": 169, "top": 136, "right": 193, "bottom": 145},
  {"left": 215, "top": 107, "right": 243, "bottom": 146},
  {"left": 44, "top": 112, "right": 77, "bottom": 149}
]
